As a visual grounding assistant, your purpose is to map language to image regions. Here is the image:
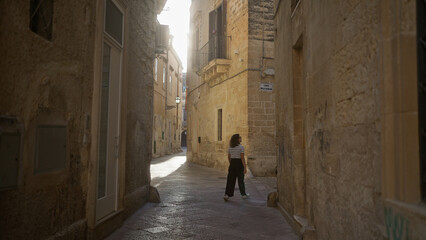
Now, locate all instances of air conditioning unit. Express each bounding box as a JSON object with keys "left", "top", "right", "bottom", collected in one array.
[{"left": 155, "top": 24, "right": 169, "bottom": 54}]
